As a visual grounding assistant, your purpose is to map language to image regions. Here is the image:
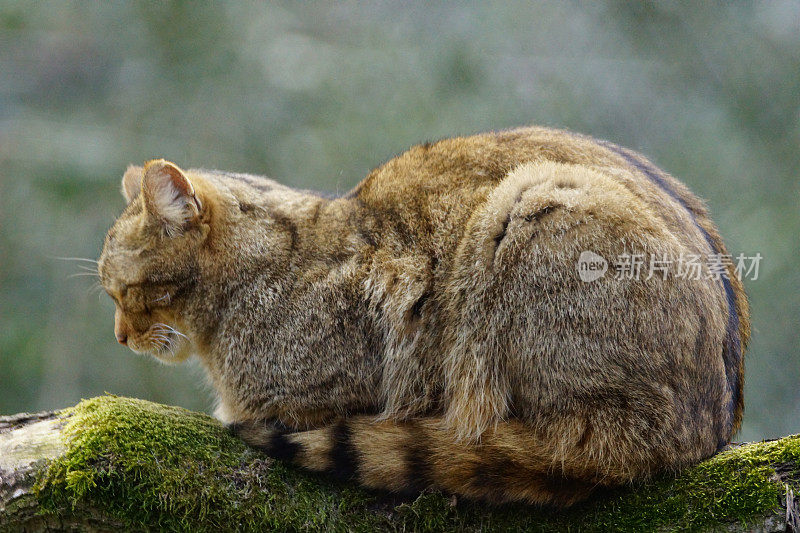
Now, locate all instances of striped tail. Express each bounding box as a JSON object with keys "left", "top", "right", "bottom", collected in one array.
[{"left": 231, "top": 416, "right": 642, "bottom": 506}]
